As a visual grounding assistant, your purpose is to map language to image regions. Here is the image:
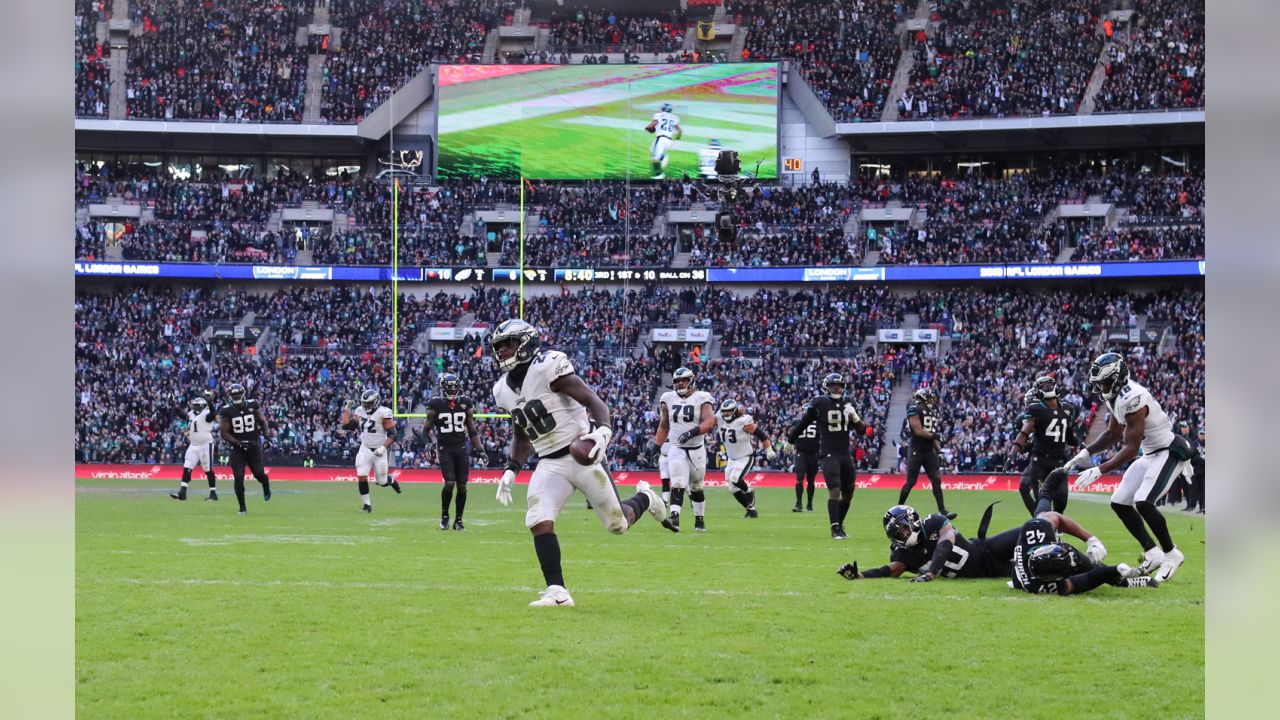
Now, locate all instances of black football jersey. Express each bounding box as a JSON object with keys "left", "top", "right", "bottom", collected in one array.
[
  {"left": 790, "top": 396, "right": 860, "bottom": 456},
  {"left": 1010, "top": 517, "right": 1092, "bottom": 595},
  {"left": 889, "top": 513, "right": 988, "bottom": 579},
  {"left": 219, "top": 400, "right": 262, "bottom": 442},
  {"left": 905, "top": 403, "right": 941, "bottom": 451},
  {"left": 426, "top": 395, "right": 475, "bottom": 447},
  {"left": 792, "top": 418, "right": 820, "bottom": 454},
  {"left": 1020, "top": 401, "right": 1078, "bottom": 459}
]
